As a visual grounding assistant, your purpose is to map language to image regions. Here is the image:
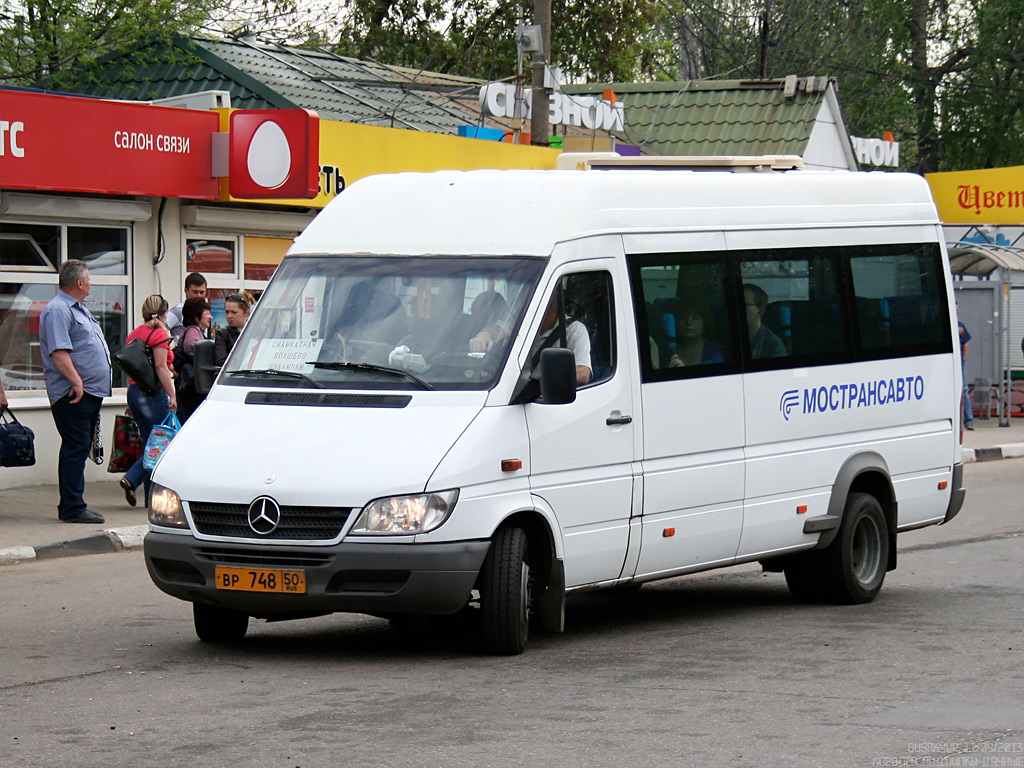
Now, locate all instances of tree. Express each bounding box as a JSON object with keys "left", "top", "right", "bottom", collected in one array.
[
  {"left": 0, "top": 0, "right": 212, "bottom": 86},
  {"left": 0, "top": 0, "right": 317, "bottom": 89},
  {"left": 325, "top": 0, "right": 670, "bottom": 83}
]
